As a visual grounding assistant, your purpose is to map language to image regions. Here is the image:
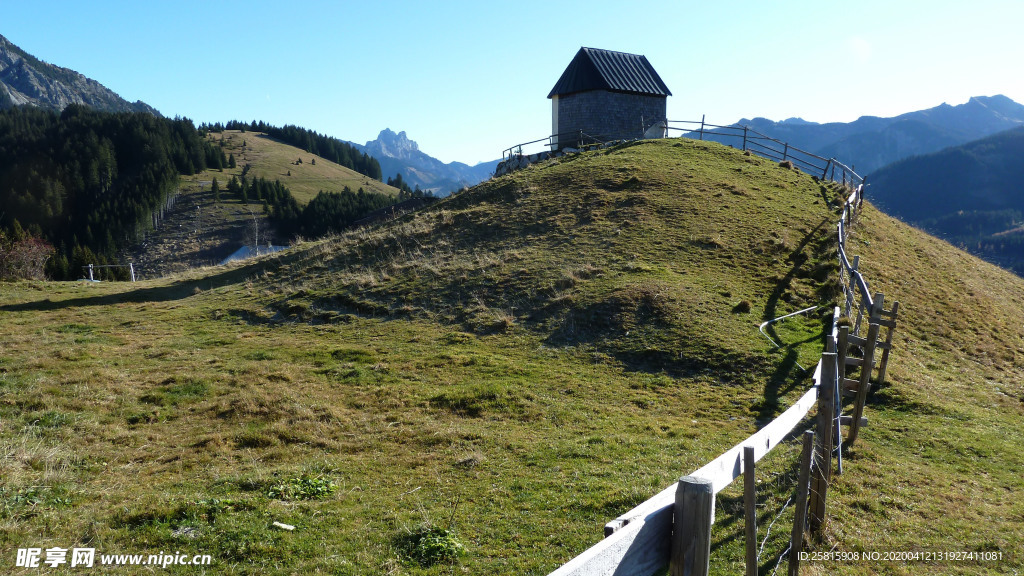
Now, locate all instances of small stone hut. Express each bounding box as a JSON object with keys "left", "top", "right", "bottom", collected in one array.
[{"left": 548, "top": 47, "right": 671, "bottom": 150}]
